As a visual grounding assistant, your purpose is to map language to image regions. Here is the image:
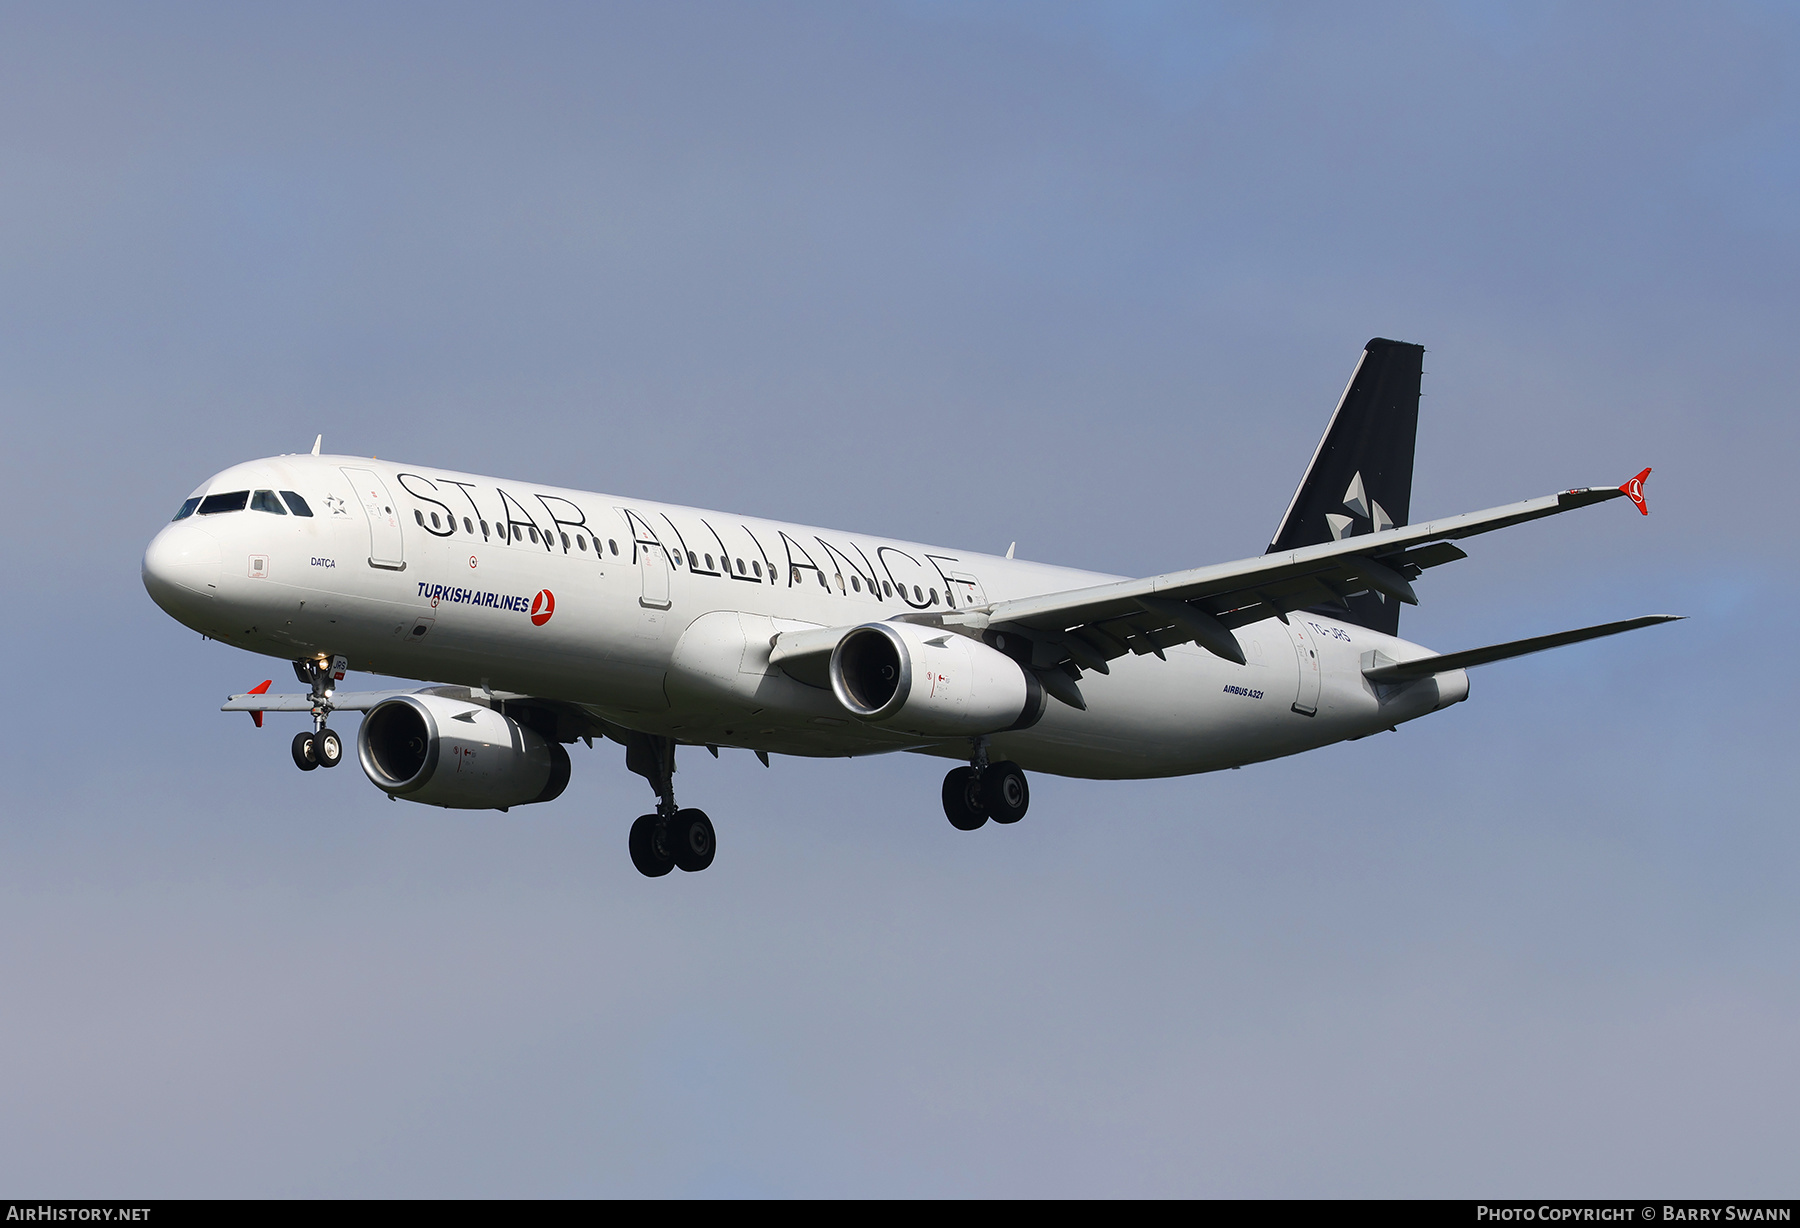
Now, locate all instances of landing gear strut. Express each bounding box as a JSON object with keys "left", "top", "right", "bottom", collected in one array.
[
  {"left": 623, "top": 732, "right": 715, "bottom": 877},
  {"left": 290, "top": 656, "right": 346, "bottom": 771},
  {"left": 941, "top": 738, "right": 1029, "bottom": 830}
]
